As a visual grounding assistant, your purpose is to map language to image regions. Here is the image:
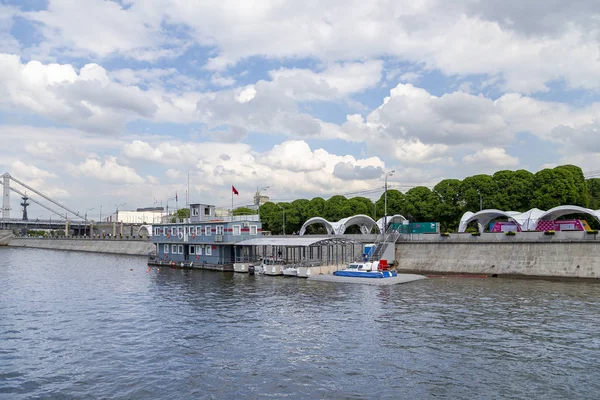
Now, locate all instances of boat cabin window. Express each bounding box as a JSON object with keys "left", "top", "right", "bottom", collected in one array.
[
  {"left": 189, "top": 246, "right": 195, "bottom": 255},
  {"left": 171, "top": 244, "right": 177, "bottom": 254},
  {"left": 205, "top": 226, "right": 211, "bottom": 236},
  {"left": 196, "top": 245, "right": 202, "bottom": 255},
  {"left": 205, "top": 245, "right": 212, "bottom": 255},
  {"left": 250, "top": 225, "right": 257, "bottom": 235},
  {"left": 164, "top": 244, "right": 169, "bottom": 253},
  {"left": 232, "top": 225, "right": 241, "bottom": 235},
  {"left": 348, "top": 264, "right": 361, "bottom": 269},
  {"left": 216, "top": 225, "right": 224, "bottom": 235}
]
